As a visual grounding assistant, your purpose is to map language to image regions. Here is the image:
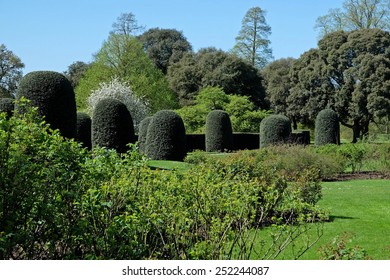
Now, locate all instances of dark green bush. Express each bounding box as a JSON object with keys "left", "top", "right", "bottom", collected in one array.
[
  {"left": 92, "top": 98, "right": 135, "bottom": 153},
  {"left": 260, "top": 114, "right": 291, "bottom": 148},
  {"left": 315, "top": 109, "right": 340, "bottom": 146},
  {"left": 16, "top": 71, "right": 77, "bottom": 138},
  {"left": 205, "top": 110, "right": 233, "bottom": 152},
  {"left": 76, "top": 112, "right": 92, "bottom": 149},
  {"left": 0, "top": 98, "right": 14, "bottom": 118},
  {"left": 145, "top": 110, "right": 186, "bottom": 161},
  {"left": 137, "top": 116, "right": 152, "bottom": 154},
  {"left": 0, "top": 90, "right": 14, "bottom": 99}
]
